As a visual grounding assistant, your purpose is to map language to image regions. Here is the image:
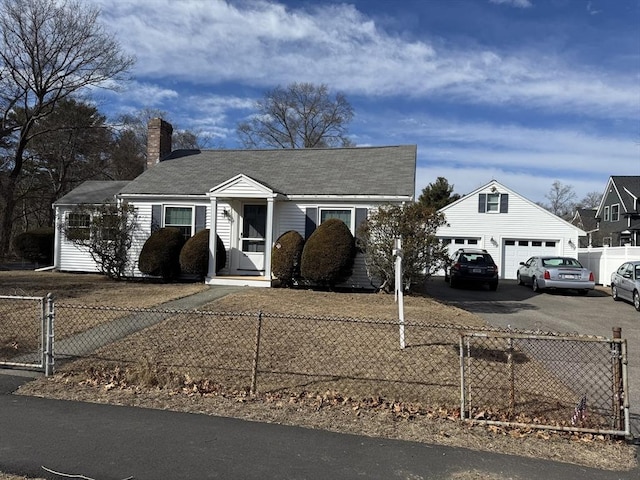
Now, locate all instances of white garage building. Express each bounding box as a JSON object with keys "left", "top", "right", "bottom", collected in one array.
[{"left": 436, "top": 180, "right": 586, "bottom": 280}]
